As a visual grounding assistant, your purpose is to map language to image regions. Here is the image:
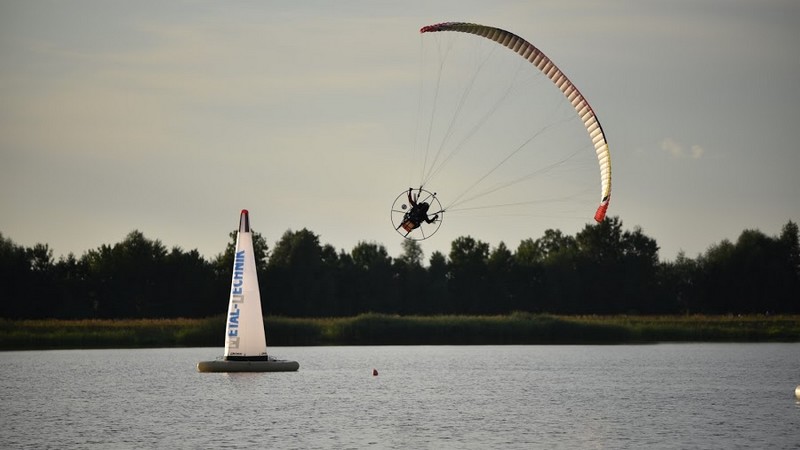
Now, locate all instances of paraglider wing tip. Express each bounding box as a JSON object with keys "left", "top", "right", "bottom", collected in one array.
[
  {"left": 420, "top": 22, "right": 451, "bottom": 33},
  {"left": 594, "top": 201, "right": 609, "bottom": 223}
]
